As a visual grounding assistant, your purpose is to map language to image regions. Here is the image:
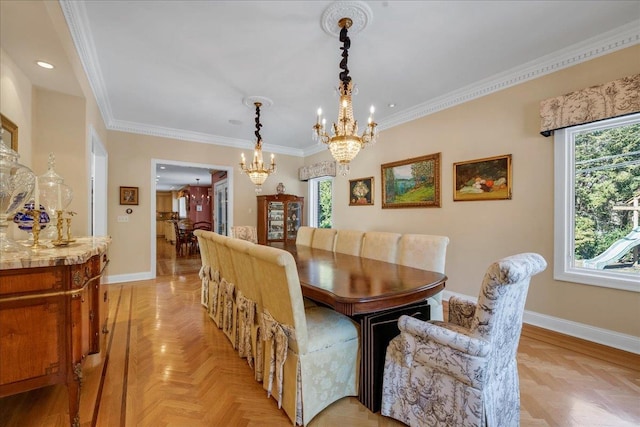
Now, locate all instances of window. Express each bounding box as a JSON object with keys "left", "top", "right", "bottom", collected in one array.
[
  {"left": 554, "top": 113, "right": 640, "bottom": 292},
  {"left": 308, "top": 177, "right": 333, "bottom": 228}
]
